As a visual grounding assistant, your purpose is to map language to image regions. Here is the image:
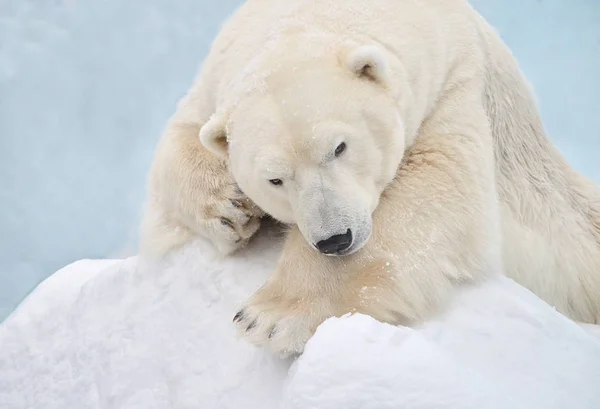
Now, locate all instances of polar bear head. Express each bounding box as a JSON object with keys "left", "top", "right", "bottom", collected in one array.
[{"left": 201, "top": 45, "right": 406, "bottom": 256}]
